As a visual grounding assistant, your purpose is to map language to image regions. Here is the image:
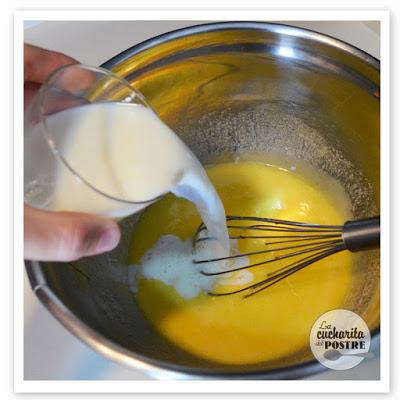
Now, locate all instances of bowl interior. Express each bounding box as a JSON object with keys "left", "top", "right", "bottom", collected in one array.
[{"left": 36, "top": 23, "right": 380, "bottom": 377}]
